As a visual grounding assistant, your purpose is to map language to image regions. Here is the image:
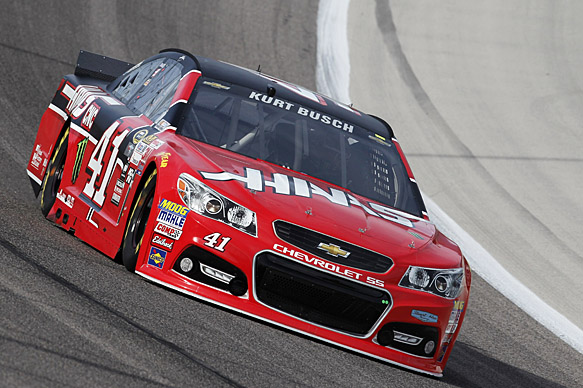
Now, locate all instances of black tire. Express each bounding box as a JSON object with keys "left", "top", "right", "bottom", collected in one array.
[
  {"left": 122, "top": 169, "right": 157, "bottom": 272},
  {"left": 40, "top": 126, "right": 69, "bottom": 217}
]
